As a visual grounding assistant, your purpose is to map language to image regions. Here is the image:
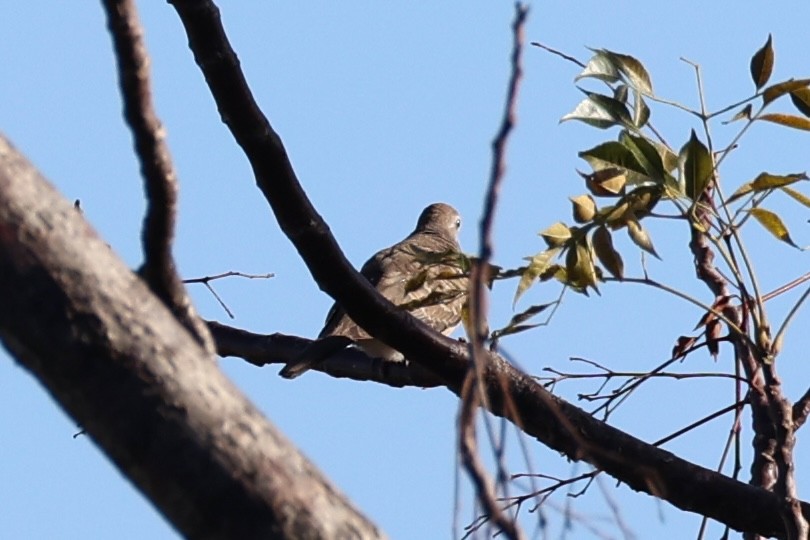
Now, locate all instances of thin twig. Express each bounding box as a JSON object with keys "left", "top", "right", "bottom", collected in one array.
[
  {"left": 530, "top": 41, "right": 585, "bottom": 68},
  {"left": 184, "top": 271, "right": 275, "bottom": 319},
  {"left": 771, "top": 285, "right": 810, "bottom": 360},
  {"left": 184, "top": 271, "right": 275, "bottom": 284},
  {"left": 652, "top": 399, "right": 748, "bottom": 447},
  {"left": 608, "top": 276, "right": 750, "bottom": 345}
]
